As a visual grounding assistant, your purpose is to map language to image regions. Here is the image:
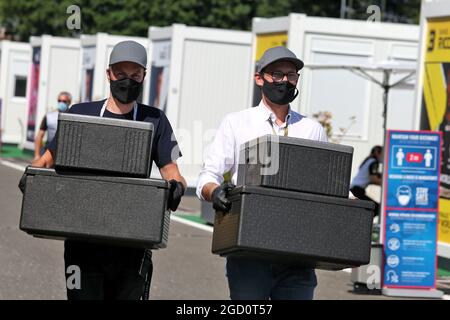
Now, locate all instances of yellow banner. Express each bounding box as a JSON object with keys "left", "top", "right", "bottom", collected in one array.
[
  {"left": 439, "top": 199, "right": 450, "bottom": 244},
  {"left": 422, "top": 63, "right": 447, "bottom": 130},
  {"left": 425, "top": 19, "right": 450, "bottom": 63},
  {"left": 422, "top": 18, "right": 450, "bottom": 247},
  {"left": 255, "top": 33, "right": 288, "bottom": 60}
]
